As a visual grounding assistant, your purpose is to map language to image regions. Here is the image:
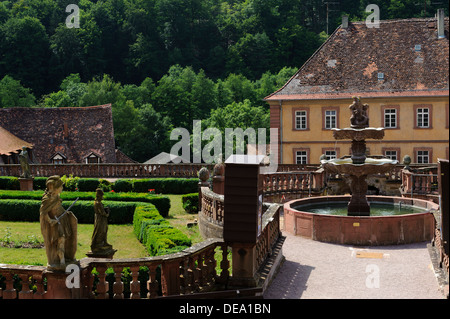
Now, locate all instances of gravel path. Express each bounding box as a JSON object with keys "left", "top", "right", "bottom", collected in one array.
[{"left": 264, "top": 233, "right": 444, "bottom": 299}]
